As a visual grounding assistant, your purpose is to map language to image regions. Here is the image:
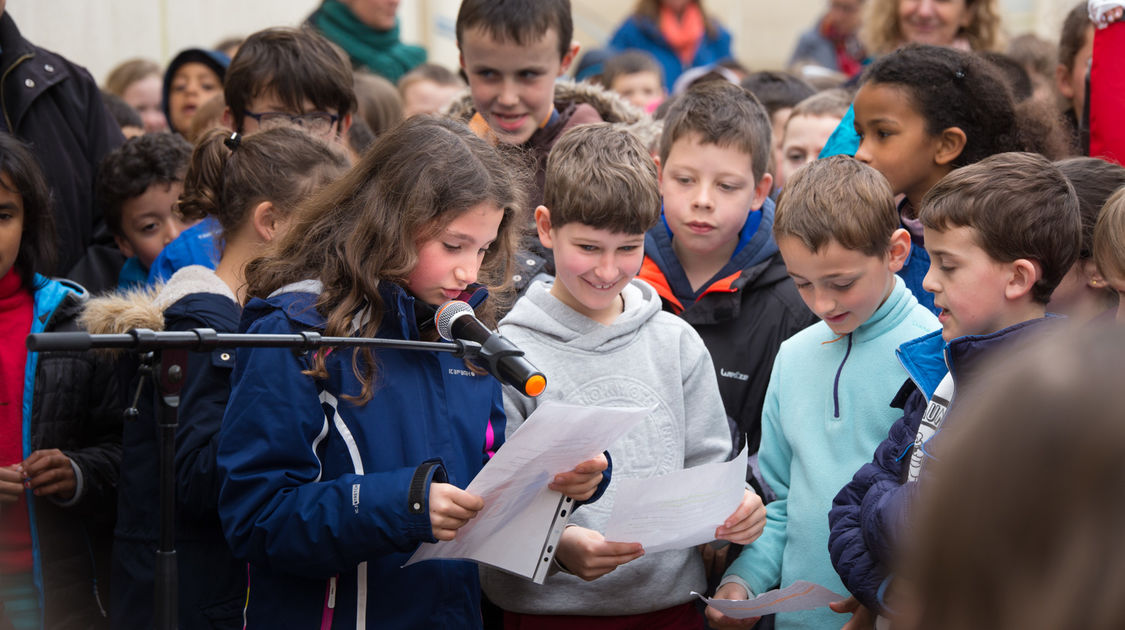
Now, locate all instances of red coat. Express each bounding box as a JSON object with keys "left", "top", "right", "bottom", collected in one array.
[{"left": 1090, "top": 21, "right": 1125, "bottom": 164}]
